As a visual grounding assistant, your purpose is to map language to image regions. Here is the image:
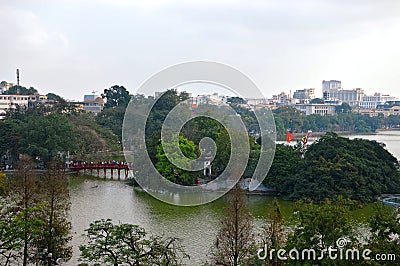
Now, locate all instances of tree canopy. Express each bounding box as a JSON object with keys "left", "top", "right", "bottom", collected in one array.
[
  {"left": 79, "top": 219, "right": 188, "bottom": 266},
  {"left": 3, "top": 86, "right": 38, "bottom": 95},
  {"left": 0, "top": 105, "right": 120, "bottom": 165},
  {"left": 102, "top": 85, "right": 131, "bottom": 108},
  {"left": 264, "top": 133, "right": 400, "bottom": 203}
]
